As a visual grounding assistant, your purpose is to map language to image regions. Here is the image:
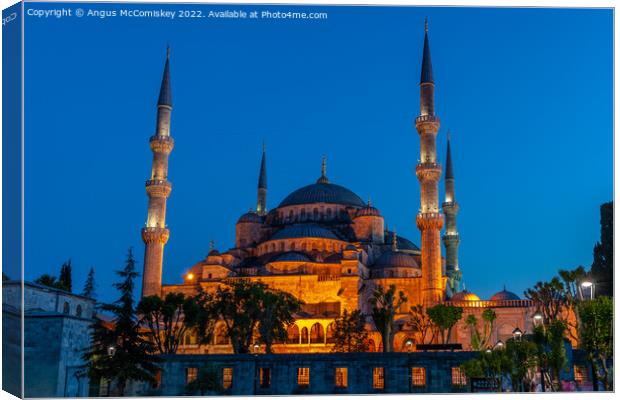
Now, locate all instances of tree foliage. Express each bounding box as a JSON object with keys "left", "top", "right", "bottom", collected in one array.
[
  {"left": 409, "top": 304, "right": 434, "bottom": 345},
  {"left": 331, "top": 309, "right": 369, "bottom": 353},
  {"left": 426, "top": 303, "right": 463, "bottom": 344},
  {"left": 578, "top": 296, "right": 613, "bottom": 391},
  {"left": 369, "top": 284, "right": 407, "bottom": 352},
  {"left": 84, "top": 248, "right": 160, "bottom": 396},
  {"left": 184, "top": 364, "right": 222, "bottom": 395},
  {"left": 465, "top": 308, "right": 496, "bottom": 351},
  {"left": 58, "top": 259, "right": 73, "bottom": 292},
  {"left": 256, "top": 288, "right": 301, "bottom": 353},
  {"left": 590, "top": 201, "right": 613, "bottom": 297},
  {"left": 82, "top": 267, "right": 97, "bottom": 299}
]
